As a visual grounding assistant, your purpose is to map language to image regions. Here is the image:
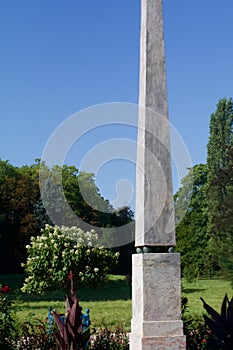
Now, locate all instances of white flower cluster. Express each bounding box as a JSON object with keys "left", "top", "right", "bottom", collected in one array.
[
  {"left": 21, "top": 224, "right": 119, "bottom": 294},
  {"left": 60, "top": 226, "right": 99, "bottom": 247}
]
